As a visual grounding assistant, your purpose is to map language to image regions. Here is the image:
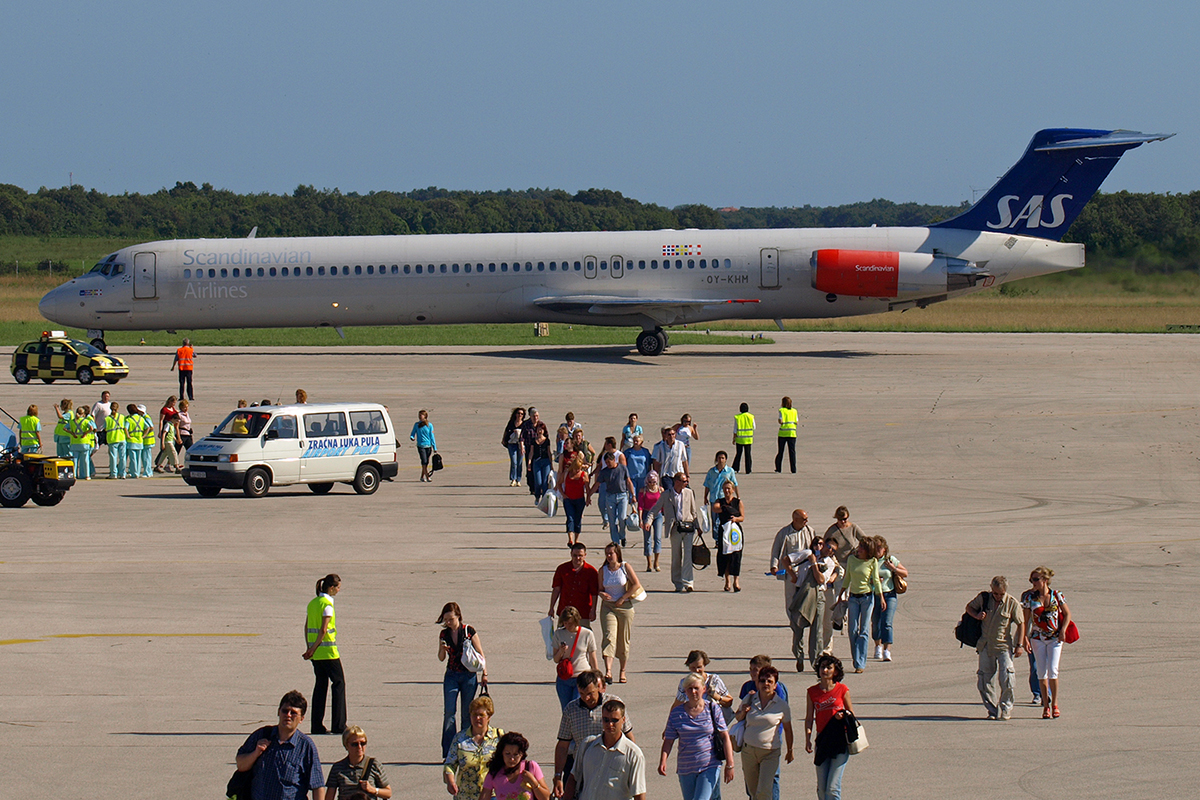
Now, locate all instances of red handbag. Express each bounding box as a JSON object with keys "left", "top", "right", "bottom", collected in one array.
[
  {"left": 1063, "top": 620, "right": 1080, "bottom": 644},
  {"left": 556, "top": 628, "right": 581, "bottom": 679}
]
